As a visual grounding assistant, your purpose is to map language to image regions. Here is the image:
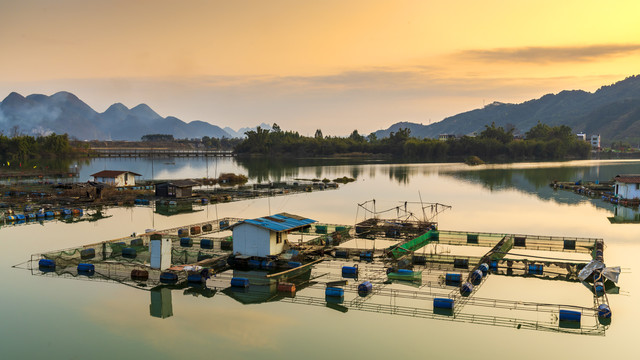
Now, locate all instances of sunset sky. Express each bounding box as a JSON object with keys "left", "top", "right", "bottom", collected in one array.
[{"left": 1, "top": 0, "right": 639, "bottom": 135}]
